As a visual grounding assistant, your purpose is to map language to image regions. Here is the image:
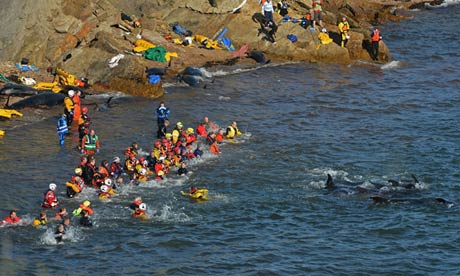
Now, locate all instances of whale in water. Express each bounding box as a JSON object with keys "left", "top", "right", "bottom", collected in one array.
[
  {"left": 324, "top": 173, "right": 422, "bottom": 196},
  {"left": 371, "top": 196, "right": 455, "bottom": 208},
  {"left": 7, "top": 92, "right": 65, "bottom": 109}
]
